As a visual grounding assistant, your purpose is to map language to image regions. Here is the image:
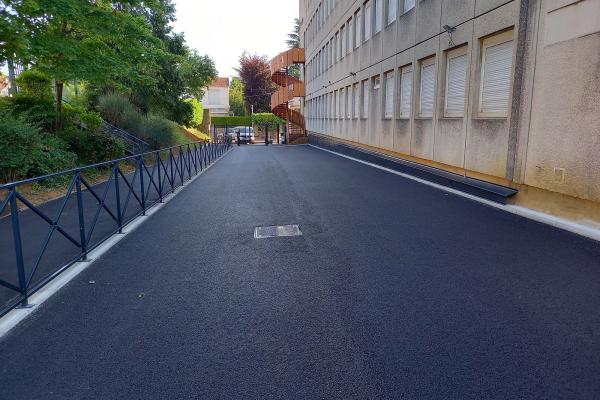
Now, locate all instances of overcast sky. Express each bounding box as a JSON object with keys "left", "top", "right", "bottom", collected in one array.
[{"left": 173, "top": 0, "right": 299, "bottom": 78}]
